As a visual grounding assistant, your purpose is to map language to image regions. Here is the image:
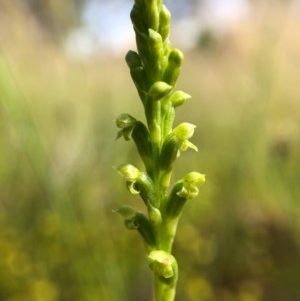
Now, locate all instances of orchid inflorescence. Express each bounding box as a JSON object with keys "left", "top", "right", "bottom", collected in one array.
[{"left": 114, "top": 0, "right": 205, "bottom": 300}]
